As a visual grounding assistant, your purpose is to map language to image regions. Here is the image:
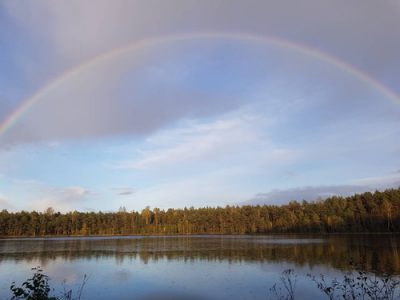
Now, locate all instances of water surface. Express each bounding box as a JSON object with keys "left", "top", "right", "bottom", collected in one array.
[{"left": 0, "top": 234, "right": 399, "bottom": 299}]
